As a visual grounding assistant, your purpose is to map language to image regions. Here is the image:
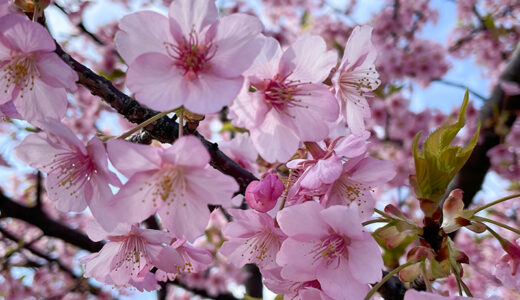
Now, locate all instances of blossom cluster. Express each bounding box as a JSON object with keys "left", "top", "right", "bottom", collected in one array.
[{"left": 1, "top": 0, "right": 520, "bottom": 299}]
